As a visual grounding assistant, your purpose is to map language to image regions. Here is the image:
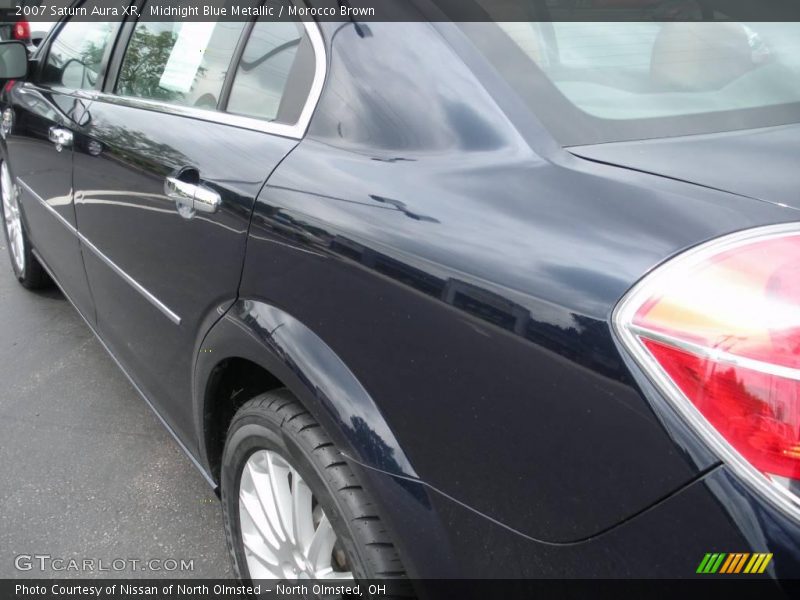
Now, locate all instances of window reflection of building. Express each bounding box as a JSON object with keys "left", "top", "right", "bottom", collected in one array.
[{"left": 444, "top": 279, "right": 529, "bottom": 335}]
